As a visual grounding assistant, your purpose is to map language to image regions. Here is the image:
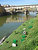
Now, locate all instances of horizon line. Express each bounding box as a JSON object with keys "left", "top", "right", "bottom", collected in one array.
[{"left": 0, "top": 4, "right": 38, "bottom": 6}]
